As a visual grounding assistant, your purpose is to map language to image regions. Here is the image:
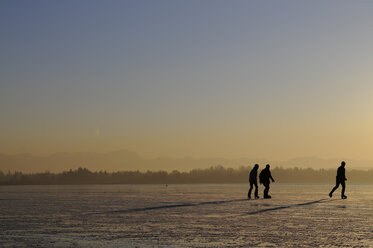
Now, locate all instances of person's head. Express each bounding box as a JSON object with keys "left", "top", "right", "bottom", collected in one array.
[
  {"left": 254, "top": 164, "right": 259, "bottom": 169},
  {"left": 341, "top": 161, "right": 346, "bottom": 167},
  {"left": 266, "top": 164, "right": 270, "bottom": 169}
]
